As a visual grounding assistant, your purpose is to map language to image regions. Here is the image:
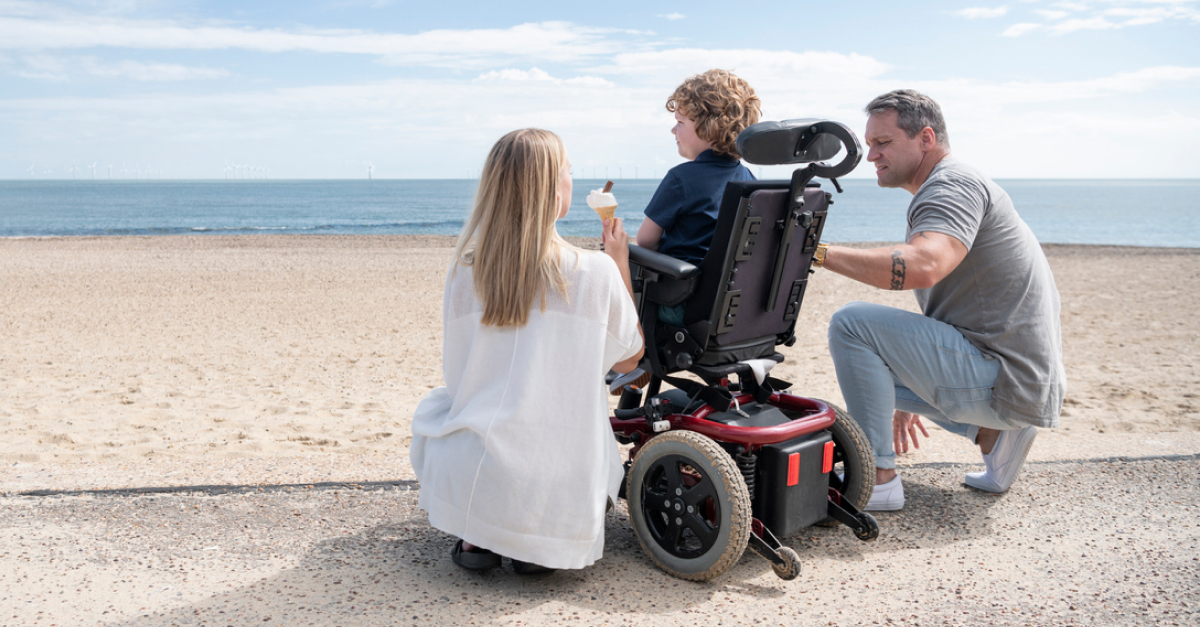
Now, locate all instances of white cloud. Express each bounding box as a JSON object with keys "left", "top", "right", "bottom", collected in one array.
[
  {"left": 87, "top": 59, "right": 229, "bottom": 81},
  {"left": 954, "top": 6, "right": 1010, "bottom": 18},
  {"left": 1003, "top": 22, "right": 1044, "bottom": 35},
  {"left": 1051, "top": 15, "right": 1123, "bottom": 31},
  {"left": 595, "top": 49, "right": 890, "bottom": 84},
  {"left": 658, "top": 13, "right": 685, "bottom": 20},
  {"left": 476, "top": 67, "right": 613, "bottom": 87},
  {"left": 9, "top": 53, "right": 228, "bottom": 81},
  {"left": 915, "top": 65, "right": 1200, "bottom": 106},
  {"left": 0, "top": 8, "right": 649, "bottom": 69},
  {"left": 1002, "top": 0, "right": 1200, "bottom": 35}
]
